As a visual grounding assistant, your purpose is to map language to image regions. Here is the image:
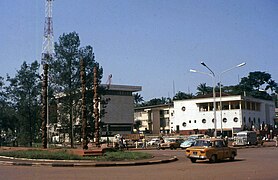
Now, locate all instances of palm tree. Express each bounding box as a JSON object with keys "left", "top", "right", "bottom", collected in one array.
[
  {"left": 133, "top": 93, "right": 144, "bottom": 105},
  {"left": 173, "top": 91, "right": 194, "bottom": 100},
  {"left": 196, "top": 83, "right": 213, "bottom": 95}
]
